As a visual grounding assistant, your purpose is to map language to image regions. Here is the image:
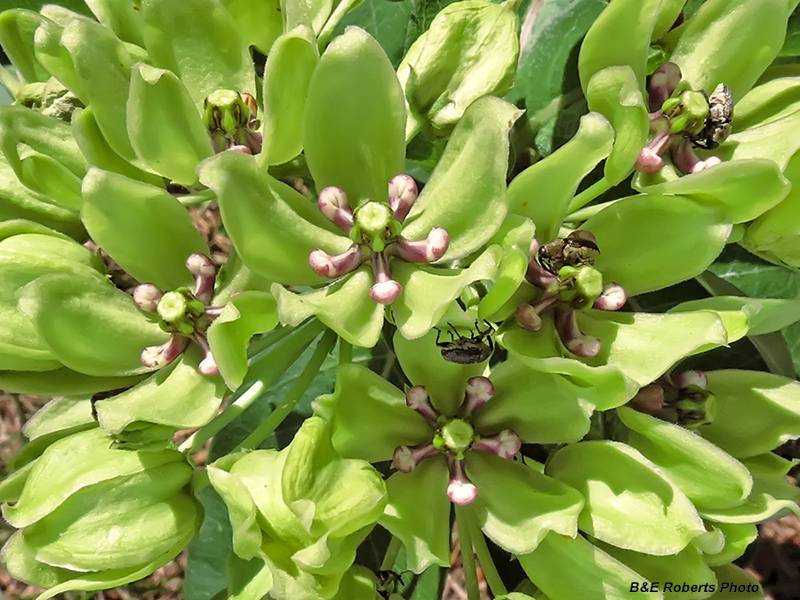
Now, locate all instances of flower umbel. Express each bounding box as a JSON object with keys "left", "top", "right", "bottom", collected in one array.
[
  {"left": 392, "top": 376, "right": 520, "bottom": 505},
  {"left": 515, "top": 231, "right": 627, "bottom": 357},
  {"left": 135, "top": 254, "right": 223, "bottom": 374},
  {"left": 309, "top": 175, "right": 450, "bottom": 304}
]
